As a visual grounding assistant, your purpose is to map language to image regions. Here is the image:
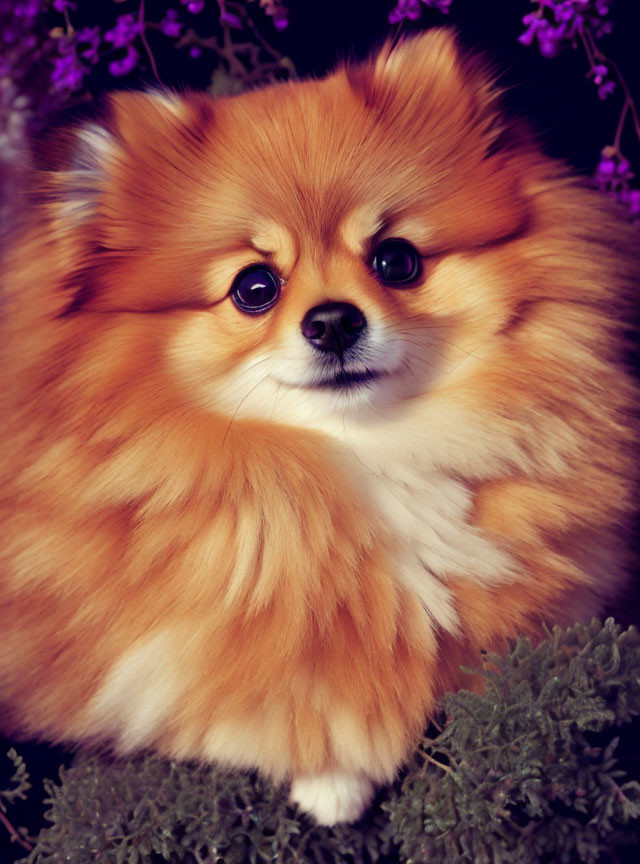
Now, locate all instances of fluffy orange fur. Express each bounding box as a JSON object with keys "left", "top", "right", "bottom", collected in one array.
[{"left": 0, "top": 30, "right": 637, "bottom": 824}]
